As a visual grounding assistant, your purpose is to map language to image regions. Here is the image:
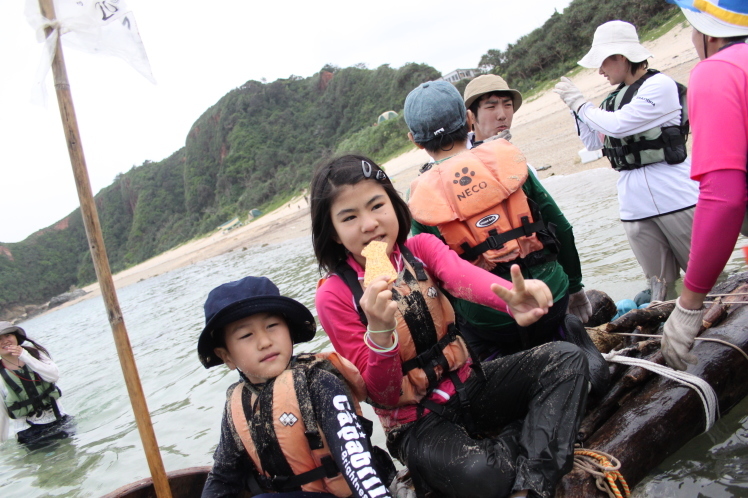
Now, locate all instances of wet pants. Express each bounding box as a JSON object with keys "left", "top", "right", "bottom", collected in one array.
[
  {"left": 397, "top": 342, "right": 588, "bottom": 498},
  {"left": 623, "top": 207, "right": 694, "bottom": 298},
  {"left": 17, "top": 414, "right": 75, "bottom": 447}
]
